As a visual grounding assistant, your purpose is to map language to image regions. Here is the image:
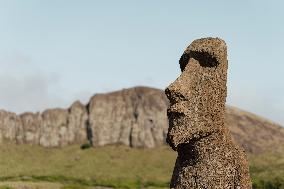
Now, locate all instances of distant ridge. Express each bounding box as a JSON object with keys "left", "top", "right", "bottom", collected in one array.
[{"left": 0, "top": 86, "right": 283, "bottom": 154}]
